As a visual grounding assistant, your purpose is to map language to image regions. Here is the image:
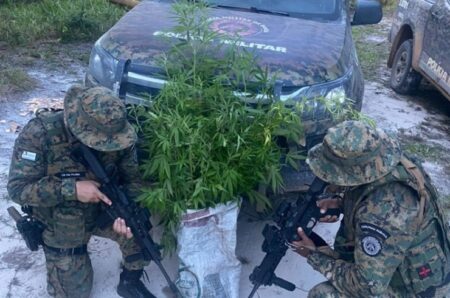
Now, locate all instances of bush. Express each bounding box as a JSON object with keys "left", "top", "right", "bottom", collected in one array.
[
  {"left": 132, "top": 1, "right": 365, "bottom": 251},
  {"left": 133, "top": 1, "right": 305, "bottom": 250},
  {"left": 0, "top": 0, "right": 127, "bottom": 45}
]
